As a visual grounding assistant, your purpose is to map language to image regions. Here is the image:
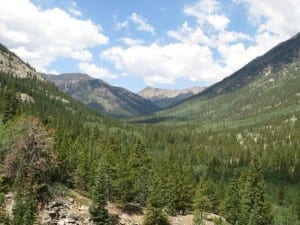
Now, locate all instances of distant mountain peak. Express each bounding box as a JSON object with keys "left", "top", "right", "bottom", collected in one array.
[
  {"left": 42, "top": 73, "right": 160, "bottom": 118},
  {"left": 138, "top": 86, "right": 205, "bottom": 108}
]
